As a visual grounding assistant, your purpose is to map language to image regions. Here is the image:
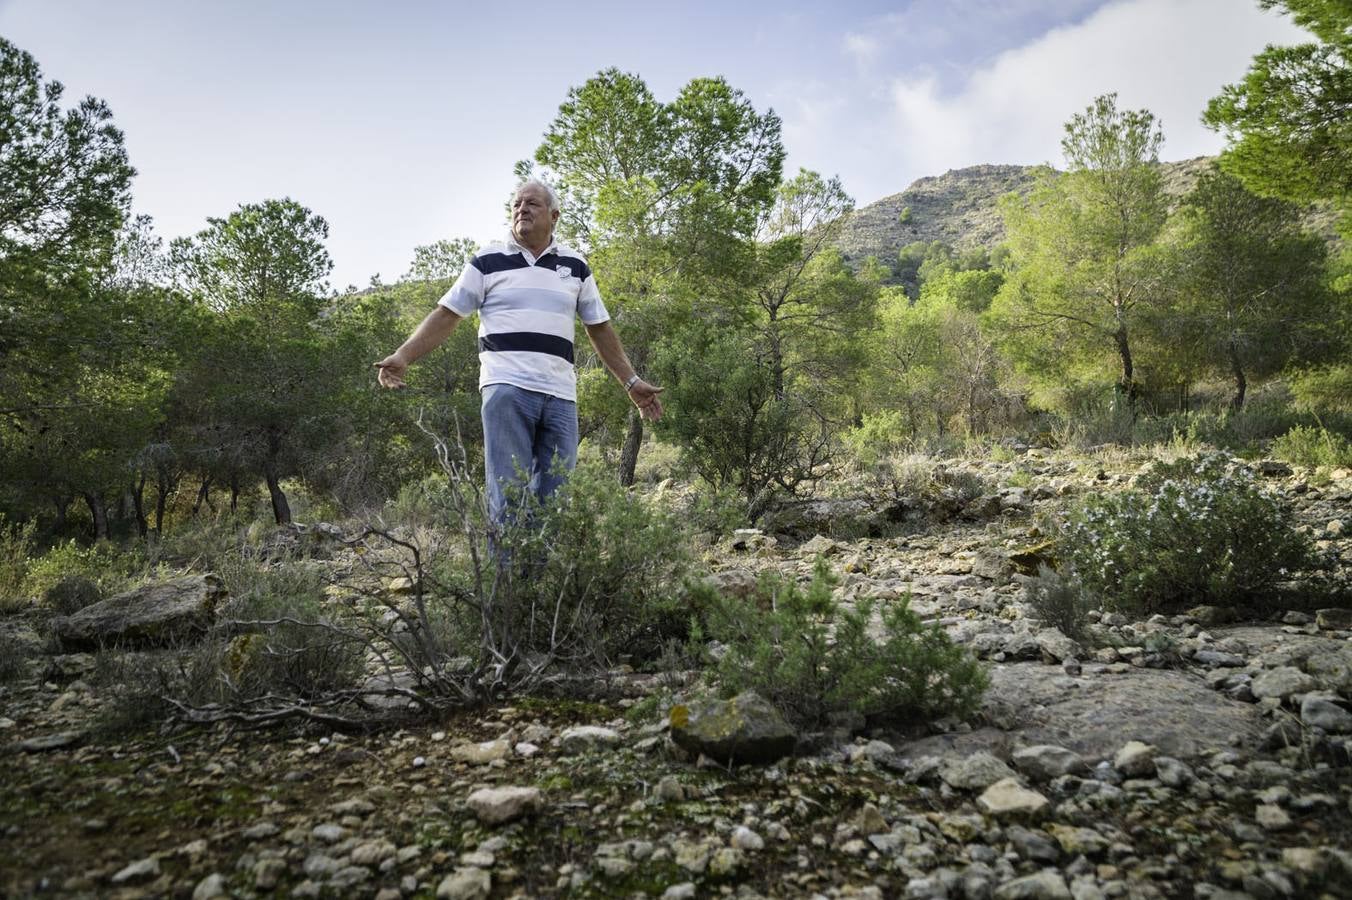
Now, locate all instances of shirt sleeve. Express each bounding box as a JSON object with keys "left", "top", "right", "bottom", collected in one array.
[
  {"left": 576, "top": 273, "right": 610, "bottom": 325},
  {"left": 438, "top": 260, "right": 485, "bottom": 316}
]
